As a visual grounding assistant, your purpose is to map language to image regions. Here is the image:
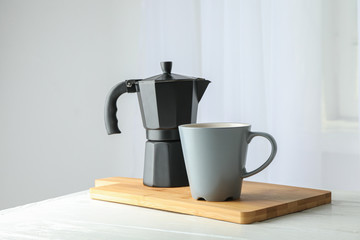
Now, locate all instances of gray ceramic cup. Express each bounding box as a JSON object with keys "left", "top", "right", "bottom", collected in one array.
[{"left": 179, "top": 123, "right": 277, "bottom": 201}]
